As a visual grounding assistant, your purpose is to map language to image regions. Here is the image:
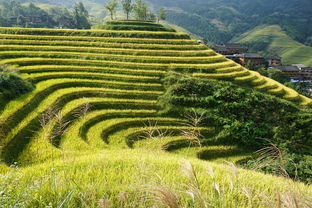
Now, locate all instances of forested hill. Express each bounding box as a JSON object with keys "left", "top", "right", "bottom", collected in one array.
[
  {"left": 233, "top": 25, "right": 312, "bottom": 67},
  {"left": 18, "top": 0, "right": 312, "bottom": 46},
  {"left": 147, "top": 0, "right": 312, "bottom": 45}
]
